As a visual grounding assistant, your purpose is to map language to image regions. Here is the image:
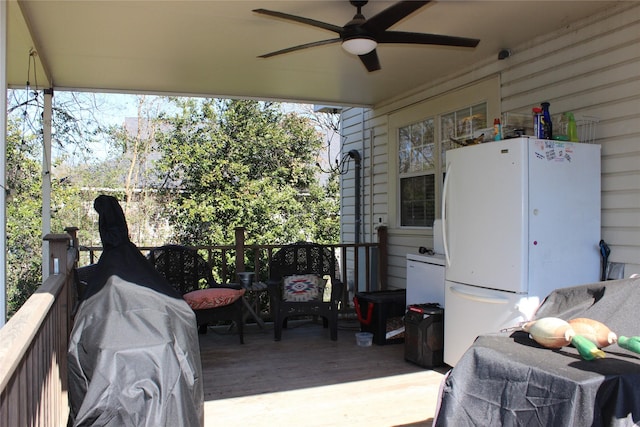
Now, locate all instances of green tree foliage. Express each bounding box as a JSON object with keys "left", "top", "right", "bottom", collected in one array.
[
  {"left": 5, "top": 119, "right": 43, "bottom": 317},
  {"left": 5, "top": 89, "right": 111, "bottom": 317},
  {"left": 155, "top": 99, "right": 339, "bottom": 246}
]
